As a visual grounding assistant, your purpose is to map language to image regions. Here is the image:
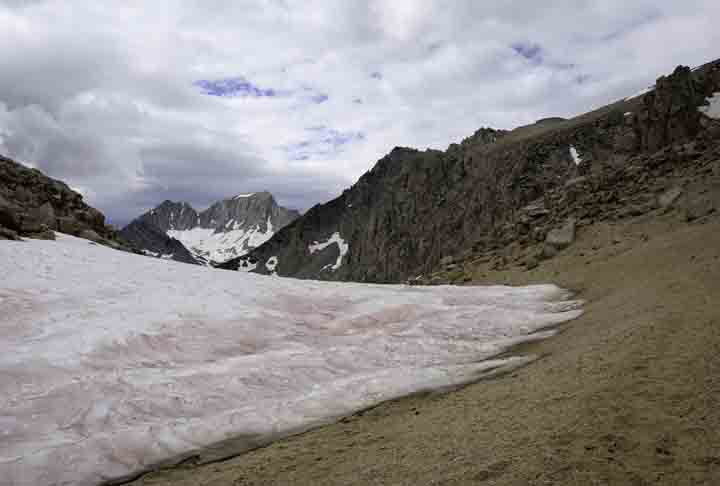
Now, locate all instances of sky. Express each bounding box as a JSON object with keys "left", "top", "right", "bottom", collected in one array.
[{"left": 0, "top": 1, "right": 719, "bottom": 225}]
